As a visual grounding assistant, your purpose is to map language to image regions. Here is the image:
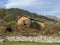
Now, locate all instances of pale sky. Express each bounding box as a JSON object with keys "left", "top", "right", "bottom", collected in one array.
[{"left": 0, "top": 0, "right": 60, "bottom": 18}]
